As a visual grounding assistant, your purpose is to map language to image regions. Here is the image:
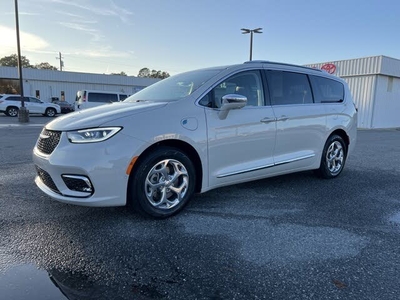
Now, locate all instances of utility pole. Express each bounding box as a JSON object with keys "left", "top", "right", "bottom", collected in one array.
[
  {"left": 57, "top": 52, "right": 64, "bottom": 71},
  {"left": 14, "top": 0, "right": 29, "bottom": 123}
]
